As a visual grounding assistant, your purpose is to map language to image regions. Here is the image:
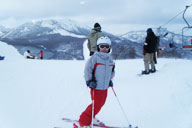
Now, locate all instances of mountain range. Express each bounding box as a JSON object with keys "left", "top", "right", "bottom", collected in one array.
[{"left": 0, "top": 18, "right": 191, "bottom": 60}]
